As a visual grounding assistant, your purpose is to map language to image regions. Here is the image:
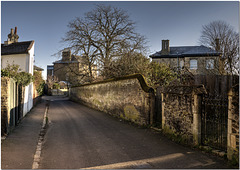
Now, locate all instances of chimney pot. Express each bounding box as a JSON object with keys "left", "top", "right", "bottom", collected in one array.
[
  {"left": 5, "top": 27, "right": 19, "bottom": 44},
  {"left": 14, "top": 27, "right": 17, "bottom": 34}
]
